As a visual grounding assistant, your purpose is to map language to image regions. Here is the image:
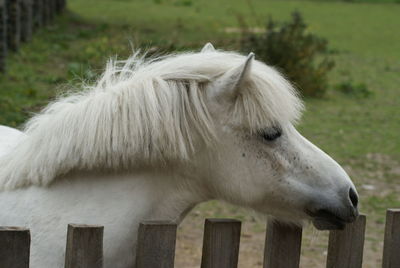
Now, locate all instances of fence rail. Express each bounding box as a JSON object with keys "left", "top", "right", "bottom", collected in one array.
[
  {"left": 0, "top": 0, "right": 66, "bottom": 73},
  {"left": 0, "top": 209, "right": 399, "bottom": 267}
]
